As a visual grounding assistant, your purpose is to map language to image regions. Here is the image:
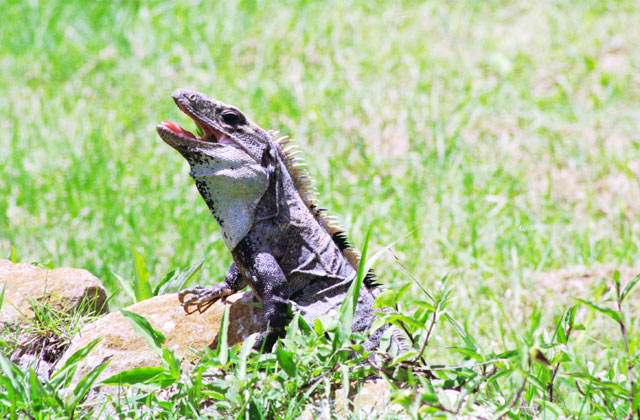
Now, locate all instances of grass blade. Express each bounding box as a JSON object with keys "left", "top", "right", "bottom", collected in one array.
[{"left": 217, "top": 305, "right": 230, "bottom": 365}]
